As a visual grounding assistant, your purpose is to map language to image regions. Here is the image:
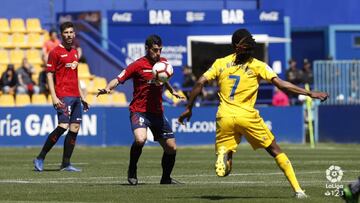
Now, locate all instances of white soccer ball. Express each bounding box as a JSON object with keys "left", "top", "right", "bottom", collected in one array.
[{"left": 152, "top": 61, "right": 174, "bottom": 83}]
